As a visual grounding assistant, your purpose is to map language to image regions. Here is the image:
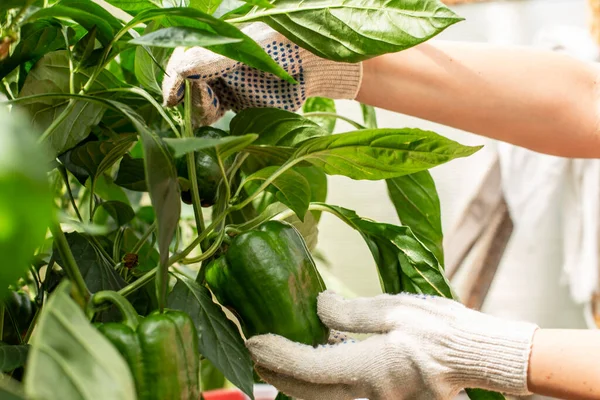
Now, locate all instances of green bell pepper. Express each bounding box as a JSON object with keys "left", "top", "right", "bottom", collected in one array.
[
  {"left": 92, "top": 291, "right": 200, "bottom": 400},
  {"left": 205, "top": 220, "right": 329, "bottom": 347}
]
